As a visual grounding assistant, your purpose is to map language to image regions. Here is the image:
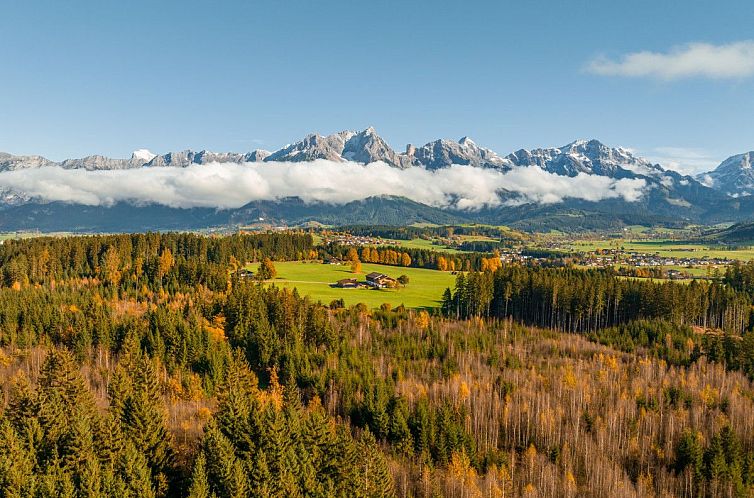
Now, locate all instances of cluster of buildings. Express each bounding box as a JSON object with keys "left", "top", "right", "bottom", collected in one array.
[
  {"left": 323, "top": 234, "right": 385, "bottom": 246},
  {"left": 334, "top": 272, "right": 397, "bottom": 289},
  {"left": 580, "top": 249, "right": 730, "bottom": 270},
  {"left": 498, "top": 251, "right": 533, "bottom": 263}
]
